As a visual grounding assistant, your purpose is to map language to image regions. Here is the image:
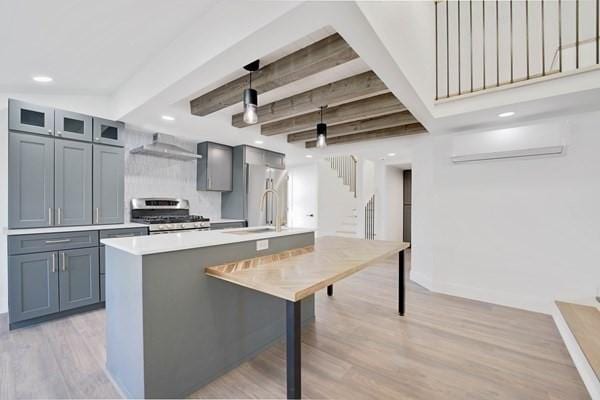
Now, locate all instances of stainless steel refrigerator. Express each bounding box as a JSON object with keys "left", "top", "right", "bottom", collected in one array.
[
  {"left": 221, "top": 146, "right": 287, "bottom": 227},
  {"left": 246, "top": 164, "right": 288, "bottom": 227}
]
